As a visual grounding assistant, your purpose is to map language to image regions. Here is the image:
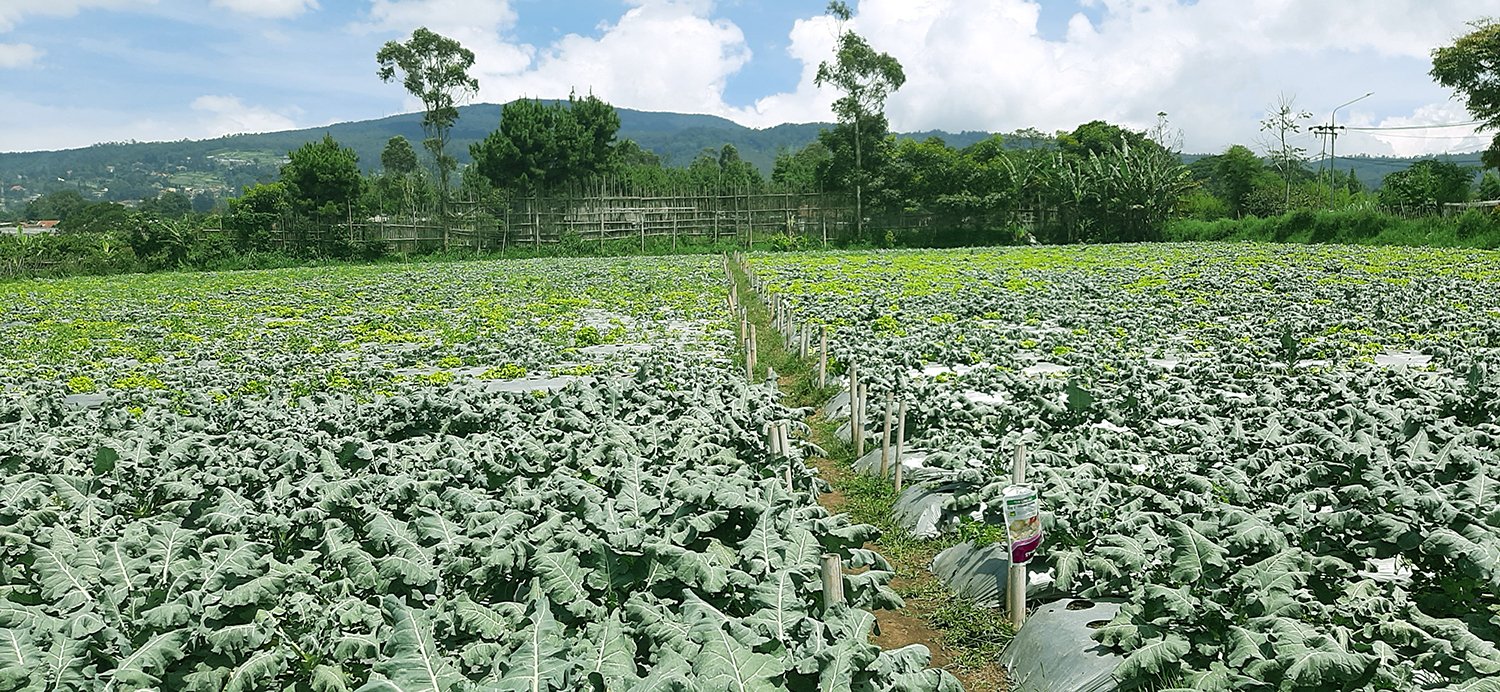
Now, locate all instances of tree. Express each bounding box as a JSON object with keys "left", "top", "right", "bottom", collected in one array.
[
  {"left": 376, "top": 136, "right": 430, "bottom": 216},
  {"left": 138, "top": 191, "right": 192, "bottom": 220},
  {"left": 377, "top": 27, "right": 478, "bottom": 221},
  {"left": 380, "top": 136, "right": 420, "bottom": 176},
  {"left": 58, "top": 201, "right": 129, "bottom": 235},
  {"left": 1211, "top": 145, "right": 1268, "bottom": 217},
  {"left": 1147, "top": 111, "right": 1184, "bottom": 153},
  {"left": 226, "top": 182, "right": 291, "bottom": 253},
  {"left": 1058, "top": 120, "right": 1158, "bottom": 161},
  {"left": 815, "top": 1, "right": 906, "bottom": 242},
  {"left": 470, "top": 95, "right": 622, "bottom": 194},
  {"left": 1378, "top": 159, "right": 1473, "bottom": 212},
  {"left": 23, "top": 190, "right": 89, "bottom": 222},
  {"left": 282, "top": 135, "right": 363, "bottom": 215},
  {"left": 1480, "top": 170, "right": 1500, "bottom": 200},
  {"left": 717, "top": 144, "right": 763, "bottom": 192},
  {"left": 771, "top": 142, "right": 832, "bottom": 190},
  {"left": 1259, "top": 94, "right": 1312, "bottom": 211},
  {"left": 1432, "top": 19, "right": 1500, "bottom": 169},
  {"left": 280, "top": 134, "right": 363, "bottom": 253}
]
